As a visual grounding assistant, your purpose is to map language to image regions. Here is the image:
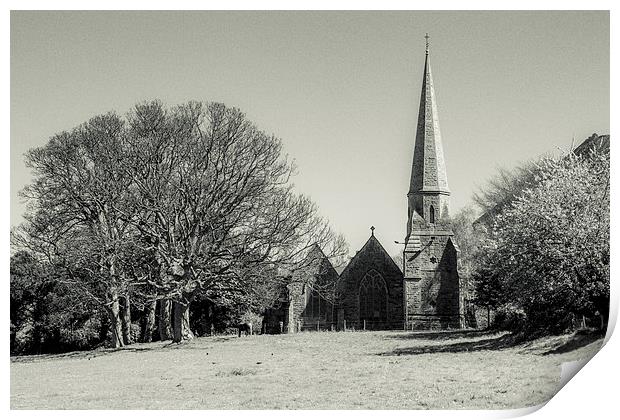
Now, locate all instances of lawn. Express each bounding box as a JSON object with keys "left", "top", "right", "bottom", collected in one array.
[{"left": 10, "top": 329, "right": 603, "bottom": 410}]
